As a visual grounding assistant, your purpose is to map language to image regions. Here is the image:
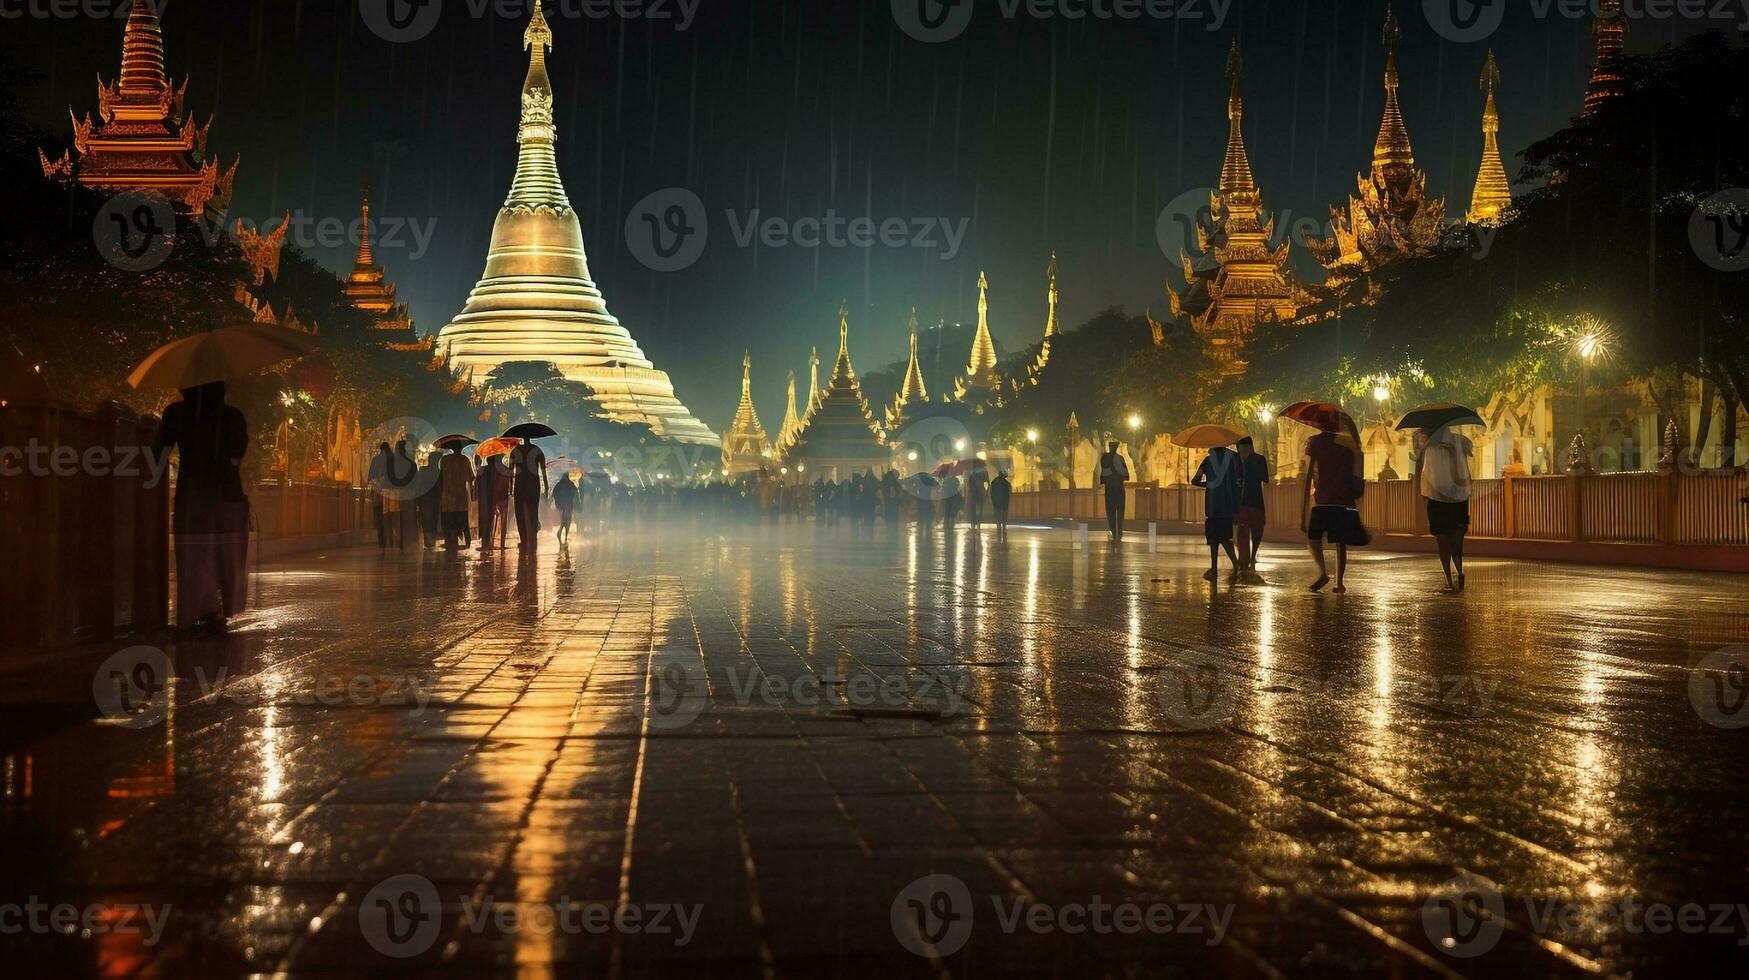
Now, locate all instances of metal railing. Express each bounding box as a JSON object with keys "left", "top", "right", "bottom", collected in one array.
[{"left": 1010, "top": 471, "right": 1749, "bottom": 547}]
